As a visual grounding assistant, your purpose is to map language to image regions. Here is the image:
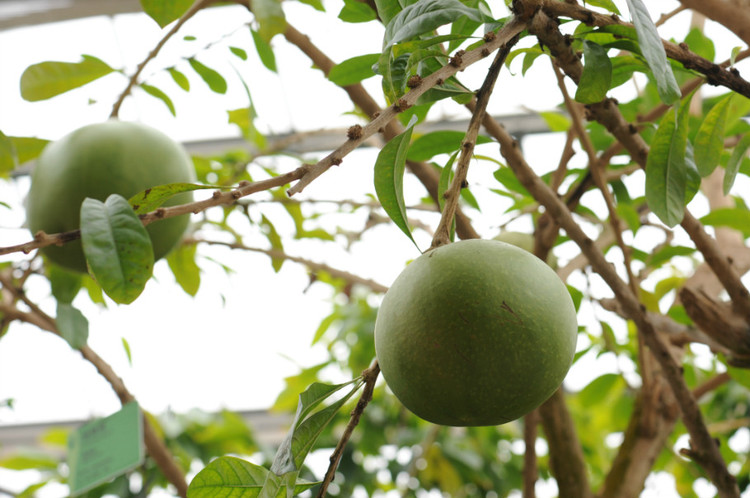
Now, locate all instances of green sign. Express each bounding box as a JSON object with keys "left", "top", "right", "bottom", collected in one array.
[{"left": 68, "top": 401, "right": 144, "bottom": 495}]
